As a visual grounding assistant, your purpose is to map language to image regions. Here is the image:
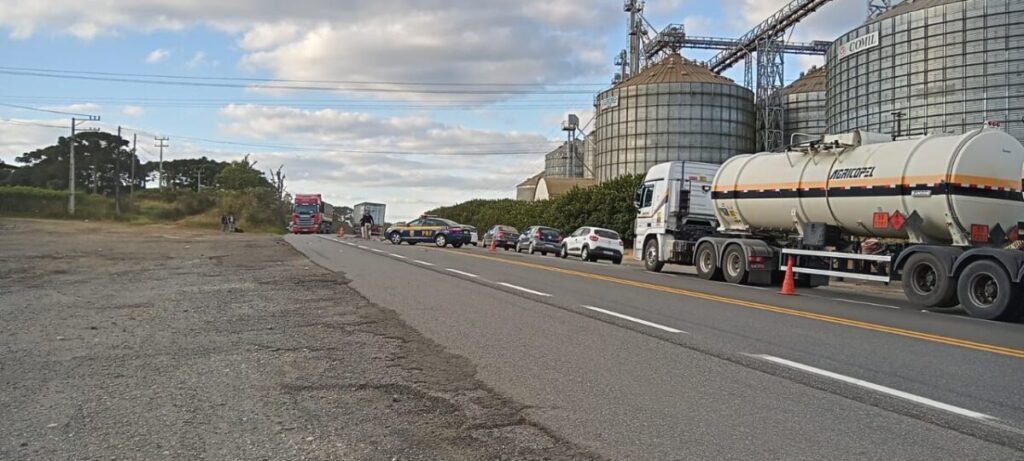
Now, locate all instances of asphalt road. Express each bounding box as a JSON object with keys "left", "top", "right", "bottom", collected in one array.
[{"left": 287, "top": 234, "right": 1024, "bottom": 459}]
